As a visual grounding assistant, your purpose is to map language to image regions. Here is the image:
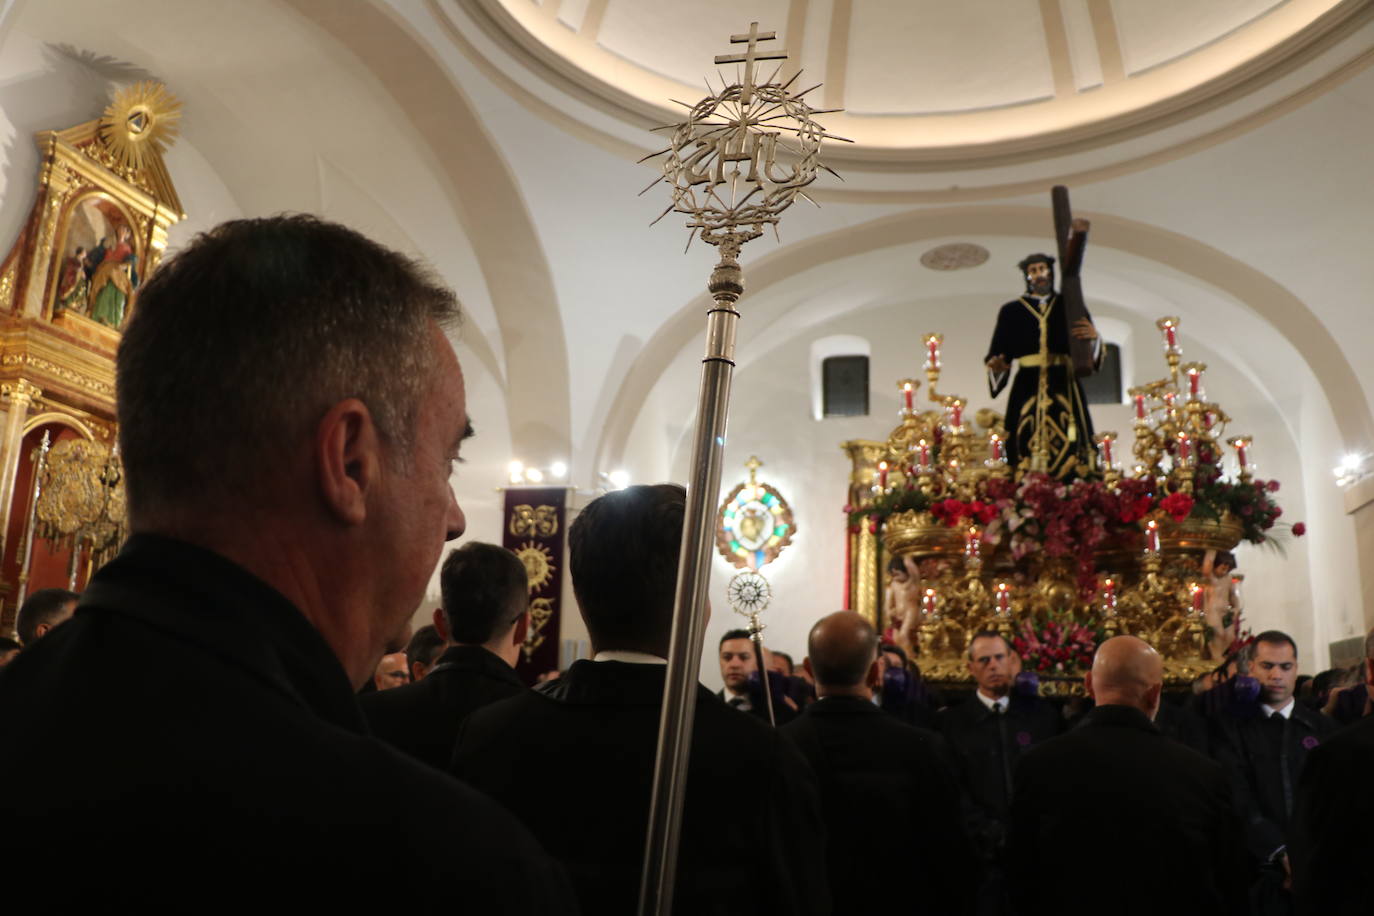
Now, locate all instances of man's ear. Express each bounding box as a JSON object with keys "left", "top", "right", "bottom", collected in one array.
[
  {"left": 316, "top": 398, "right": 381, "bottom": 526},
  {"left": 865, "top": 659, "right": 881, "bottom": 690},
  {"left": 512, "top": 612, "right": 530, "bottom": 647},
  {"left": 1084, "top": 669, "right": 1095, "bottom": 700},
  {"left": 34, "top": 623, "right": 51, "bottom": 640},
  {"left": 803, "top": 657, "right": 815, "bottom": 681},
  {"left": 1365, "top": 657, "right": 1374, "bottom": 692},
  {"left": 431, "top": 608, "right": 450, "bottom": 644}
]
